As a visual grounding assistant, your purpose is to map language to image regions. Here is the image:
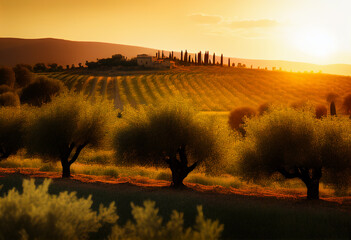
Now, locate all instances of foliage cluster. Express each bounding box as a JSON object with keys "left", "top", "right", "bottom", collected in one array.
[
  {"left": 0, "top": 179, "right": 118, "bottom": 240},
  {"left": 0, "top": 107, "right": 28, "bottom": 160},
  {"left": 114, "top": 102, "right": 222, "bottom": 168},
  {"left": 25, "top": 93, "right": 117, "bottom": 177},
  {"left": 20, "top": 76, "right": 66, "bottom": 106},
  {"left": 236, "top": 106, "right": 351, "bottom": 198},
  {"left": 85, "top": 54, "right": 138, "bottom": 69},
  {"left": 109, "top": 200, "right": 223, "bottom": 240},
  {"left": 0, "top": 179, "right": 223, "bottom": 240}
]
